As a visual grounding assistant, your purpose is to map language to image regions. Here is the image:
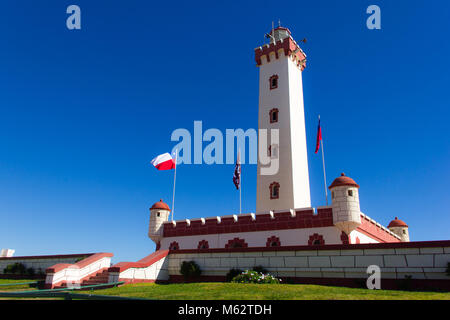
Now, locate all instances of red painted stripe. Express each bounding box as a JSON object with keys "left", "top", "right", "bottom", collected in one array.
[
  {"left": 108, "top": 250, "right": 169, "bottom": 273},
  {"left": 168, "top": 240, "right": 450, "bottom": 254},
  {"left": 46, "top": 252, "right": 113, "bottom": 273}
]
